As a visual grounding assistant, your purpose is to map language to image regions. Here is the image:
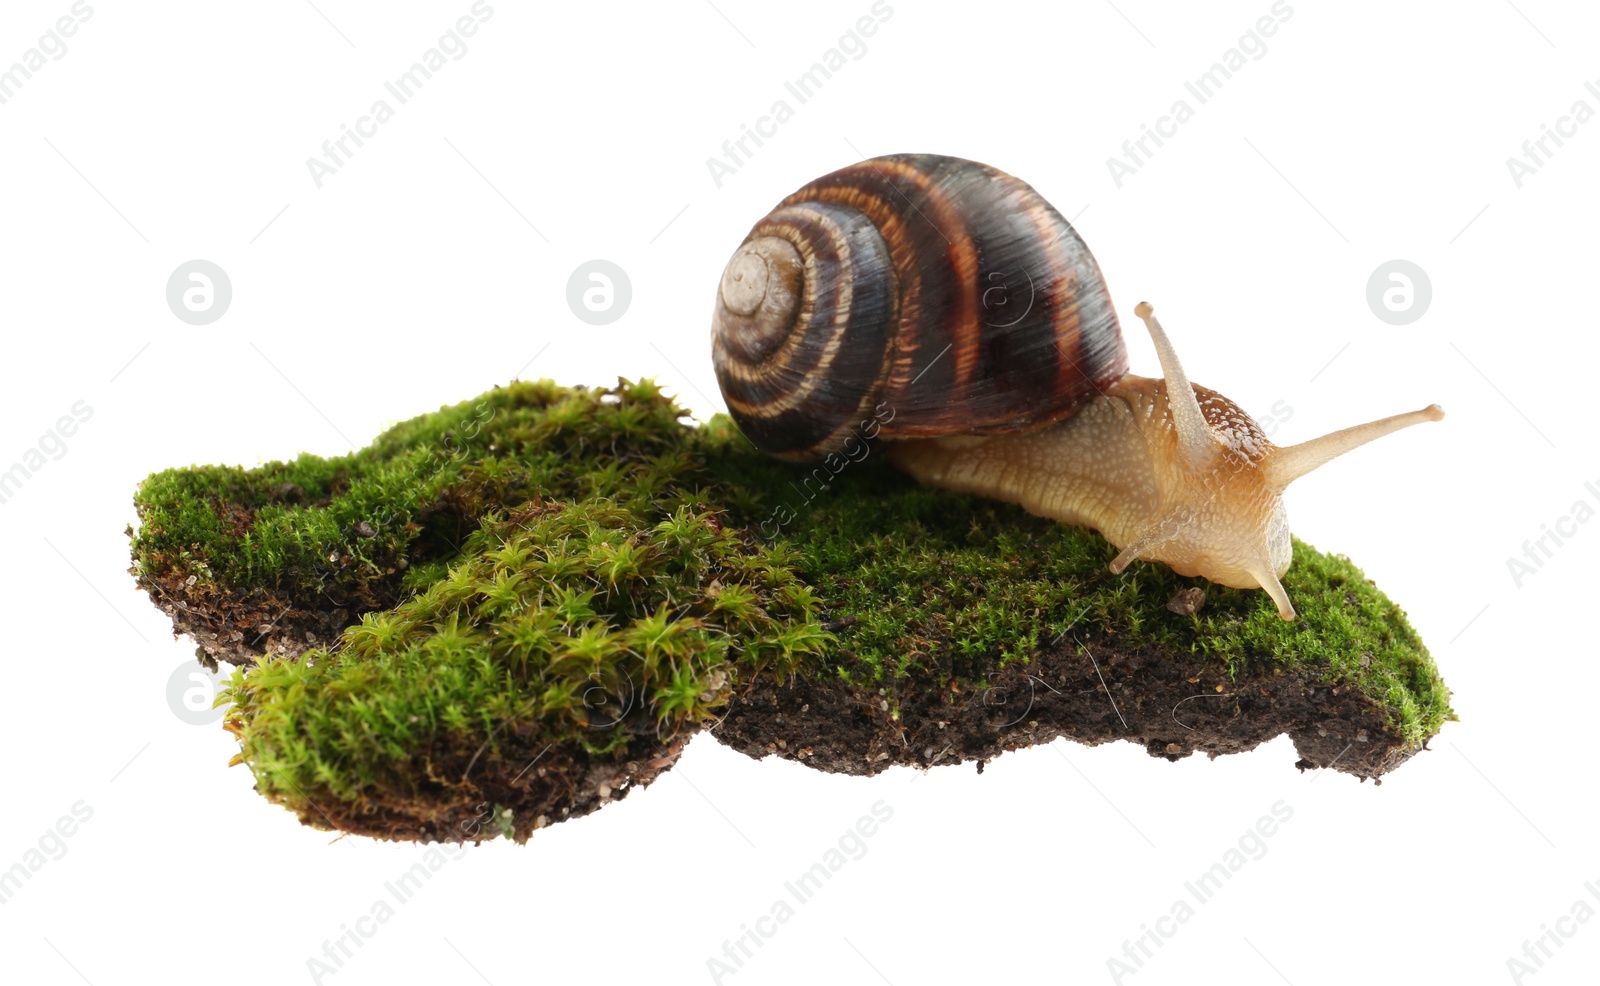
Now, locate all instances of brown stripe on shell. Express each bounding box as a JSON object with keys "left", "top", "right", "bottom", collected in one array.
[
  {"left": 939, "top": 163, "right": 1076, "bottom": 433},
  {"left": 995, "top": 196, "right": 1079, "bottom": 427},
  {"left": 1015, "top": 196, "right": 1130, "bottom": 431}
]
